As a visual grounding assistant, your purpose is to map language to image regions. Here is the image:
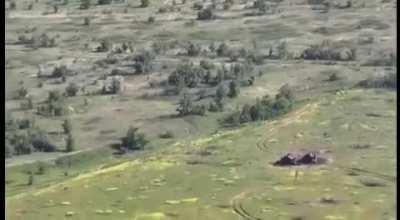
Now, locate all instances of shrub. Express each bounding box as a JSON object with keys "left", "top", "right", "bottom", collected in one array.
[
  {"left": 52, "top": 65, "right": 72, "bottom": 78},
  {"left": 65, "top": 83, "right": 79, "bottom": 96},
  {"left": 30, "top": 129, "right": 57, "bottom": 152},
  {"left": 84, "top": 17, "right": 90, "bottom": 25},
  {"left": 121, "top": 127, "right": 148, "bottom": 150},
  {"left": 80, "top": 0, "right": 90, "bottom": 9},
  {"left": 148, "top": 16, "right": 155, "bottom": 23},
  {"left": 65, "top": 133, "right": 75, "bottom": 152},
  {"left": 228, "top": 80, "right": 240, "bottom": 98},
  {"left": 168, "top": 63, "right": 205, "bottom": 88},
  {"left": 159, "top": 131, "right": 174, "bottom": 138},
  {"left": 177, "top": 93, "right": 194, "bottom": 115},
  {"left": 62, "top": 119, "right": 72, "bottom": 134},
  {"left": 98, "top": 0, "right": 111, "bottom": 4},
  {"left": 197, "top": 8, "right": 214, "bottom": 20},
  {"left": 133, "top": 50, "right": 155, "bottom": 74},
  {"left": 28, "top": 173, "right": 34, "bottom": 185},
  {"left": 11, "top": 133, "right": 33, "bottom": 155},
  {"left": 216, "top": 43, "right": 229, "bottom": 57},
  {"left": 328, "top": 72, "right": 339, "bottom": 81},
  {"left": 276, "top": 83, "right": 294, "bottom": 100},
  {"left": 193, "top": 2, "right": 203, "bottom": 10},
  {"left": 10, "top": 1, "right": 16, "bottom": 10},
  {"left": 200, "top": 60, "right": 214, "bottom": 70},
  {"left": 20, "top": 97, "right": 34, "bottom": 110},
  {"left": 17, "top": 86, "right": 28, "bottom": 99},
  {"left": 140, "top": 0, "right": 149, "bottom": 7},
  {"left": 187, "top": 42, "right": 201, "bottom": 56}
]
